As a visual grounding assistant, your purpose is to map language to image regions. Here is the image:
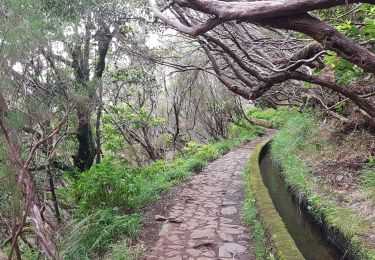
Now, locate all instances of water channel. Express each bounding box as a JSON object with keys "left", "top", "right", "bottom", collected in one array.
[{"left": 259, "top": 149, "right": 345, "bottom": 260}]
